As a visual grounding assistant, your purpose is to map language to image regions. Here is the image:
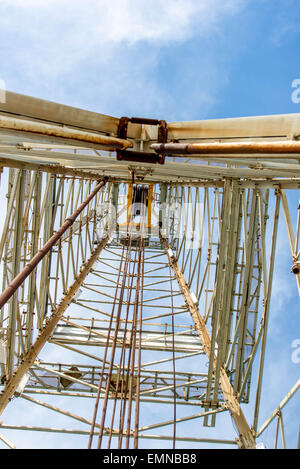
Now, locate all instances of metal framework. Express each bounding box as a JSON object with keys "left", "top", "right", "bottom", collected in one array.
[{"left": 0, "top": 91, "right": 299, "bottom": 449}]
